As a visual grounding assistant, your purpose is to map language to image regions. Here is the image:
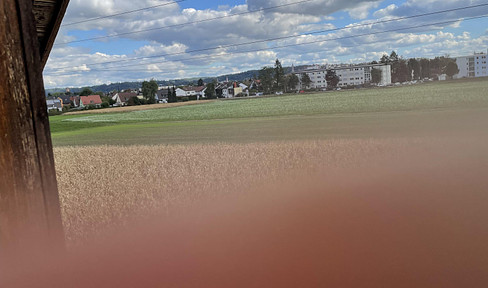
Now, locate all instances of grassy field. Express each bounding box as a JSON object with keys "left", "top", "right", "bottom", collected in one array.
[{"left": 50, "top": 79, "right": 488, "bottom": 146}]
